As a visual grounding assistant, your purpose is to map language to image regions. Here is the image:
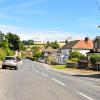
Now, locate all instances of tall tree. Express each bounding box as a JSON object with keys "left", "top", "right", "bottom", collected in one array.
[{"left": 6, "top": 33, "right": 21, "bottom": 51}]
